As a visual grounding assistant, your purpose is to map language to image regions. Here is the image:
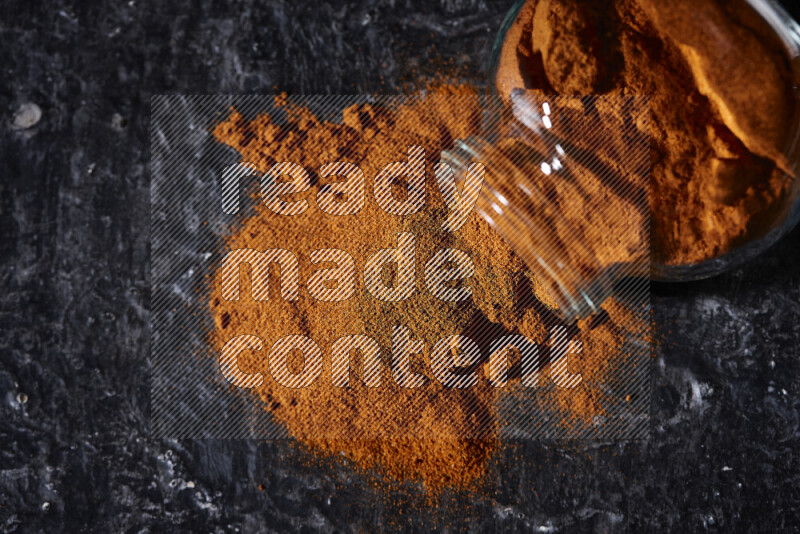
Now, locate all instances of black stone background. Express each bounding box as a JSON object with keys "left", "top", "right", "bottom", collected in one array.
[{"left": 1, "top": 0, "right": 799, "bottom": 531}]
